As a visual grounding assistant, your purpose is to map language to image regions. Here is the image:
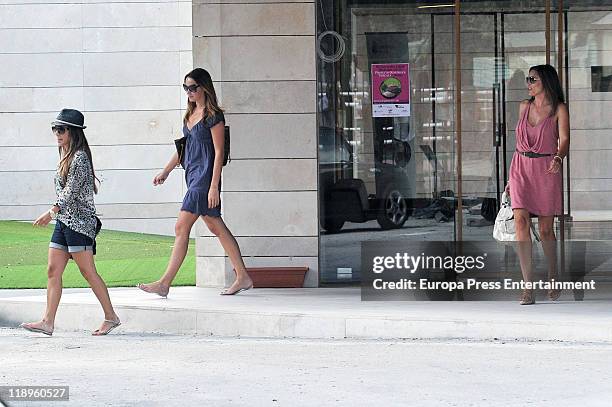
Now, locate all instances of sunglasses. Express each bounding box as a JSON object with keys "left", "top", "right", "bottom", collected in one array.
[
  {"left": 182, "top": 84, "right": 200, "bottom": 93},
  {"left": 525, "top": 76, "right": 540, "bottom": 85},
  {"left": 51, "top": 126, "right": 68, "bottom": 134}
]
